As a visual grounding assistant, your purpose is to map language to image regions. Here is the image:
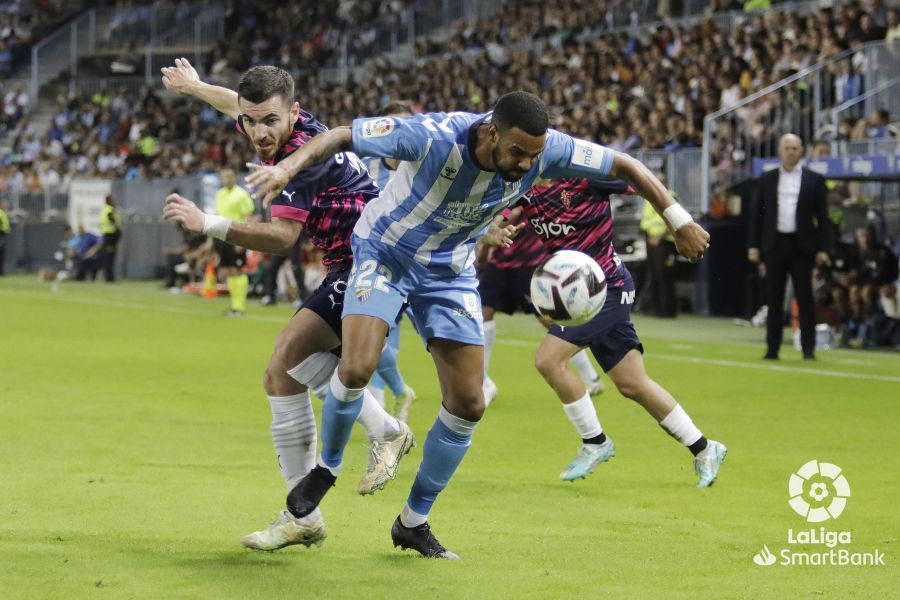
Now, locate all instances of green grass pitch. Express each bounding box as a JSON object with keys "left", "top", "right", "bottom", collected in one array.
[{"left": 1, "top": 276, "right": 897, "bottom": 598}]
